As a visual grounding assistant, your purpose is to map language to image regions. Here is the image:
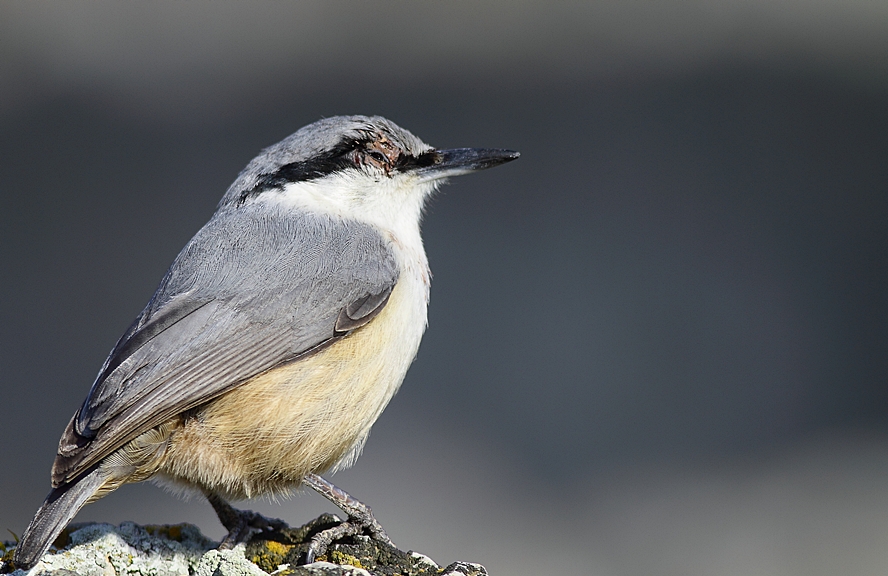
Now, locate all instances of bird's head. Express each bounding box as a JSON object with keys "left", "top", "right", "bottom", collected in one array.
[{"left": 220, "top": 115, "right": 518, "bottom": 232}]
